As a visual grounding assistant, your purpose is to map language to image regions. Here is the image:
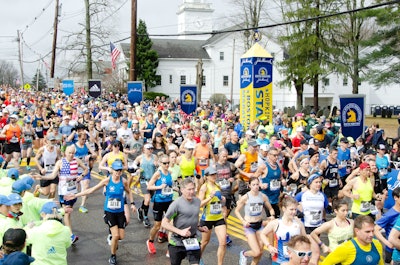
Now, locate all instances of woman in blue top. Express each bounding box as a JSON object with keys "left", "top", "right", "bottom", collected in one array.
[
  {"left": 67, "top": 160, "right": 136, "bottom": 265},
  {"left": 145, "top": 154, "right": 173, "bottom": 254}
]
